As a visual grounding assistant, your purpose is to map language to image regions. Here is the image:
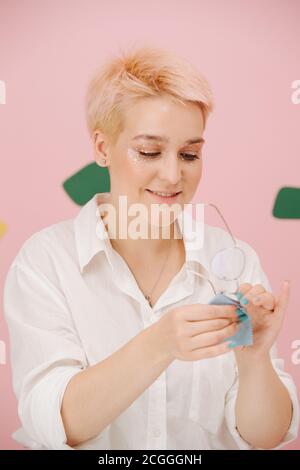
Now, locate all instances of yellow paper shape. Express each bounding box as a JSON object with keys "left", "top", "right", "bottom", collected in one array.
[{"left": 0, "top": 221, "right": 7, "bottom": 239}]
